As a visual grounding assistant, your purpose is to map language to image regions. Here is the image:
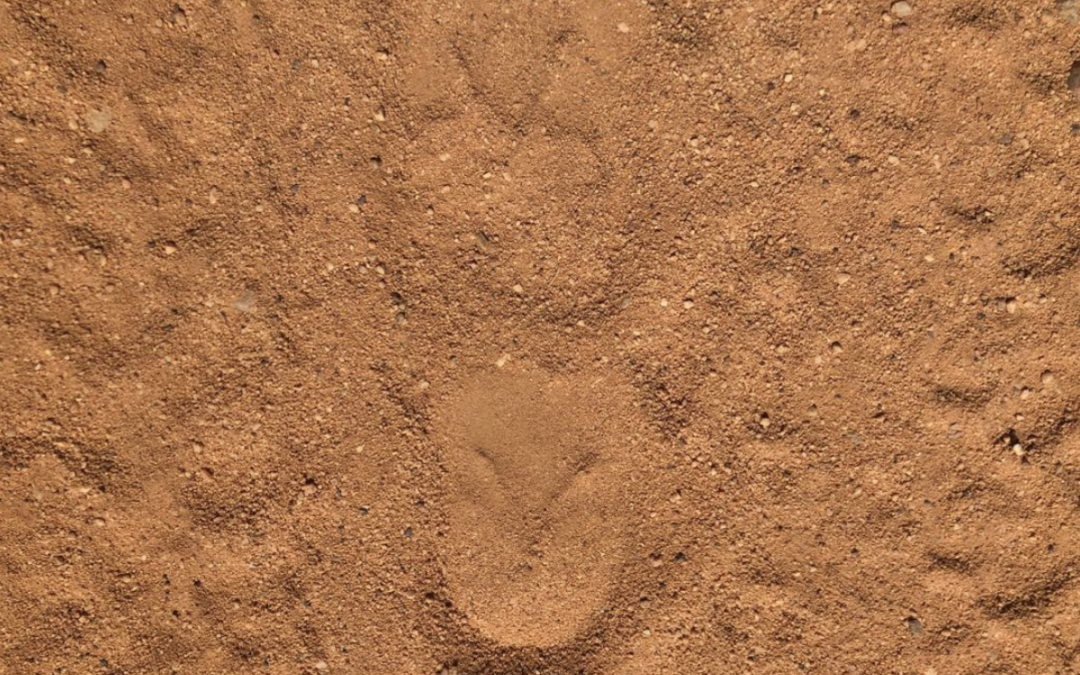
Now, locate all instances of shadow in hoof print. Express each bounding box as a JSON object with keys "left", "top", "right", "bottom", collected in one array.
[{"left": 432, "top": 369, "right": 645, "bottom": 652}]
